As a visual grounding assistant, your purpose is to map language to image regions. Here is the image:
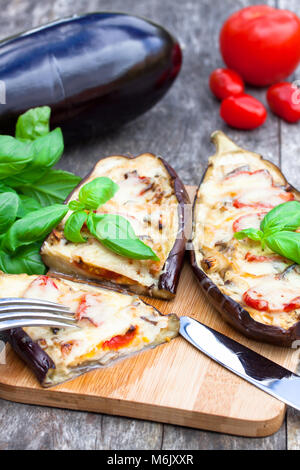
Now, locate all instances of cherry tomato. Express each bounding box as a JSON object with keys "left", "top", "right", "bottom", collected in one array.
[
  {"left": 209, "top": 68, "right": 244, "bottom": 100},
  {"left": 220, "top": 6, "right": 300, "bottom": 86},
  {"left": 267, "top": 82, "right": 300, "bottom": 123},
  {"left": 220, "top": 94, "right": 267, "bottom": 130}
]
